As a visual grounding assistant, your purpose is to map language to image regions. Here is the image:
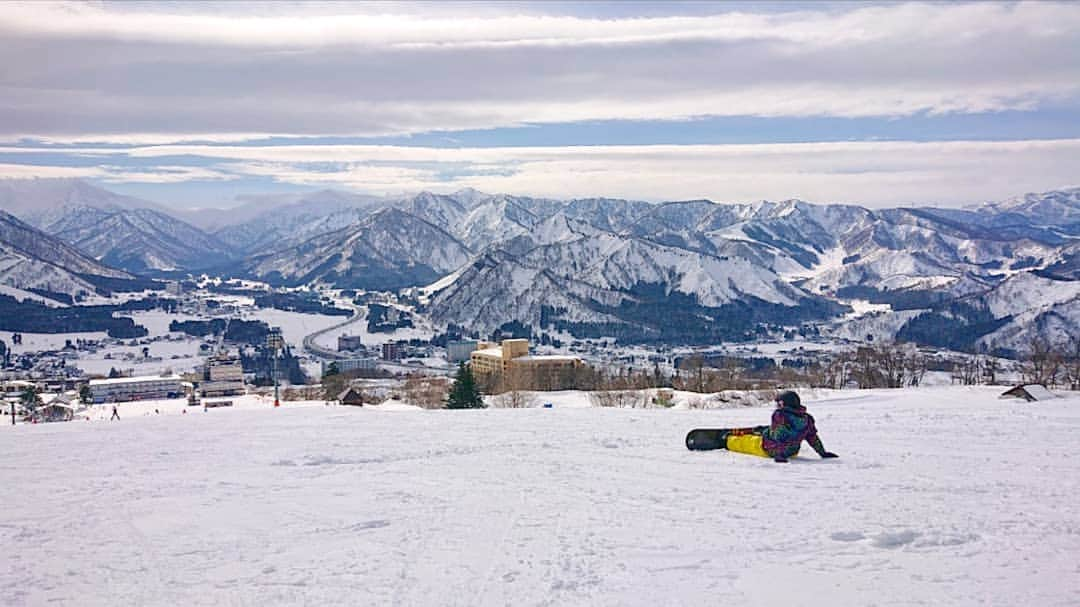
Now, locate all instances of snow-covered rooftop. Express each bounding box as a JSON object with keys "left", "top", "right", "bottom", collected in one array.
[
  {"left": 88, "top": 374, "right": 182, "bottom": 386},
  {"left": 515, "top": 355, "right": 581, "bottom": 362}
]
